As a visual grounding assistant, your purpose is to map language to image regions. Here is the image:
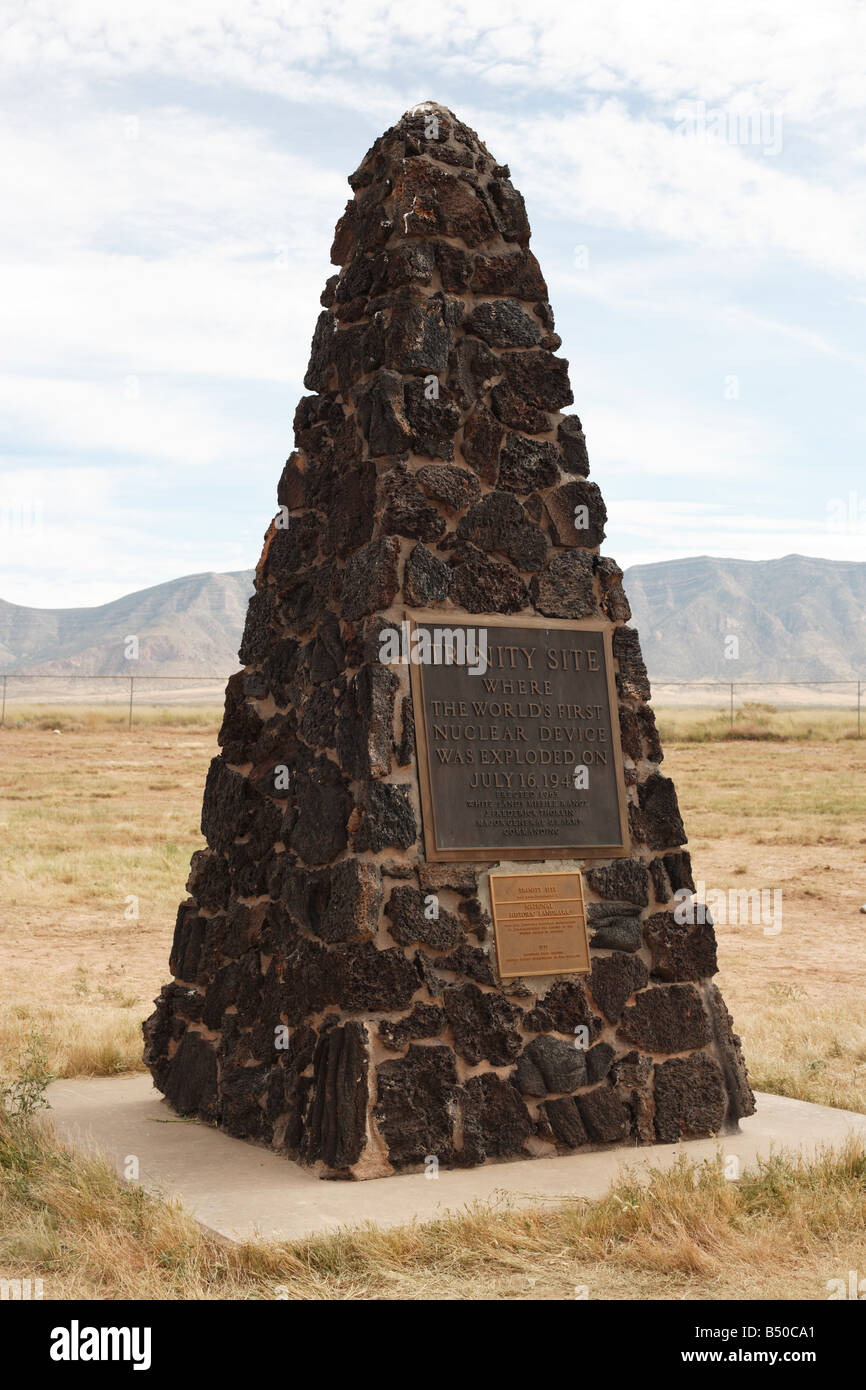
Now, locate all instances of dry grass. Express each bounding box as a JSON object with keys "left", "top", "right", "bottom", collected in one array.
[
  {"left": 655, "top": 702, "right": 862, "bottom": 743},
  {"left": 742, "top": 991, "right": 866, "bottom": 1113},
  {"left": 2, "top": 1108, "right": 865, "bottom": 1300},
  {"left": 5, "top": 700, "right": 860, "bottom": 741},
  {"left": 3, "top": 703, "right": 223, "bottom": 732}
]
